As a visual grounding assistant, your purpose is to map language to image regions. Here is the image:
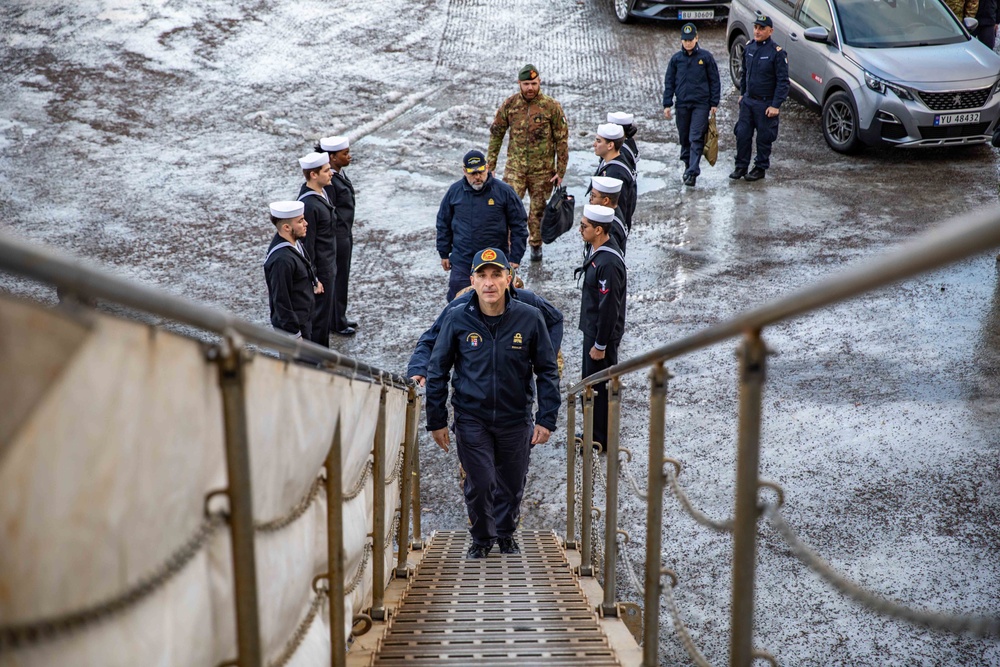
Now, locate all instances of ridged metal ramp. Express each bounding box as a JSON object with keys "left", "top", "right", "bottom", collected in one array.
[{"left": 371, "top": 530, "right": 621, "bottom": 666}]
